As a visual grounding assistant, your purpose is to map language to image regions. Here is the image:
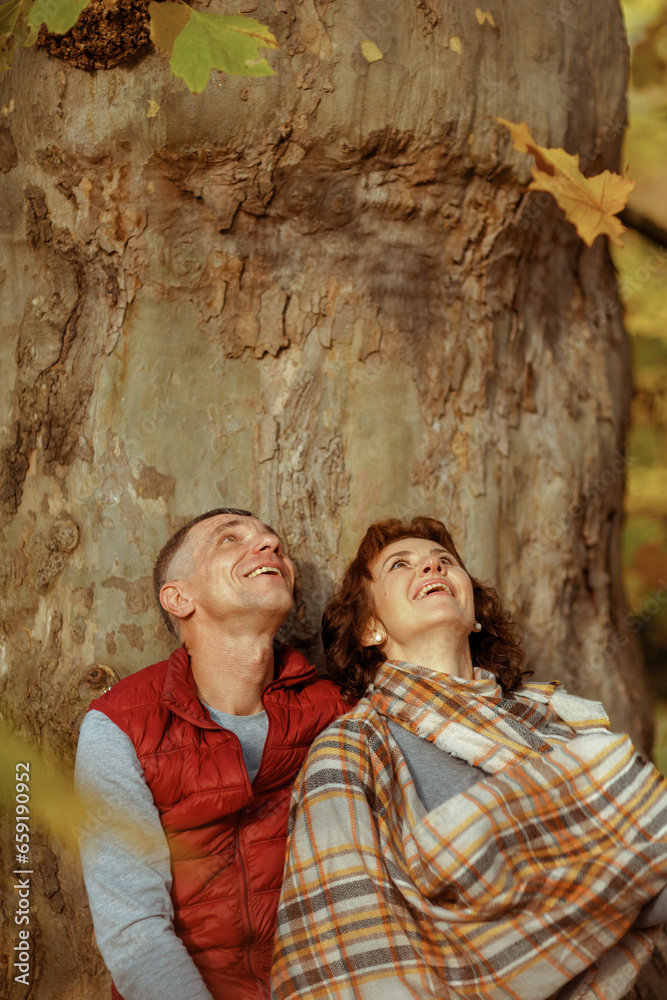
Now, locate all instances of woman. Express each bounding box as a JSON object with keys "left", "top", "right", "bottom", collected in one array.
[{"left": 272, "top": 516, "right": 667, "bottom": 1000}]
